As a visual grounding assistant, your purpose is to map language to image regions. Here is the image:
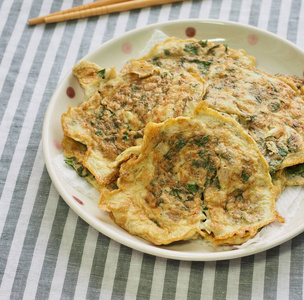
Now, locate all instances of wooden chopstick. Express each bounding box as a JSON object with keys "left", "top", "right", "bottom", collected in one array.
[
  {"left": 42, "top": 0, "right": 185, "bottom": 24},
  {"left": 29, "top": 0, "right": 133, "bottom": 25}
]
